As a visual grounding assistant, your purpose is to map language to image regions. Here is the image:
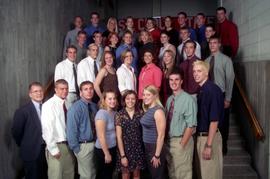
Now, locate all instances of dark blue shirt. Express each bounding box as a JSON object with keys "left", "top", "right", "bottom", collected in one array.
[
  {"left": 84, "top": 24, "right": 106, "bottom": 46},
  {"left": 197, "top": 80, "right": 224, "bottom": 132},
  {"left": 66, "top": 99, "right": 98, "bottom": 153},
  {"left": 196, "top": 25, "right": 206, "bottom": 44}
]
